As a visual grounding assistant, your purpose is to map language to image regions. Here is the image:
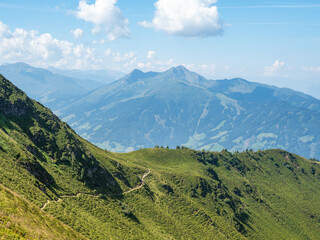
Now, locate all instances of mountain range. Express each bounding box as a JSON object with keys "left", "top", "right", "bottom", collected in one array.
[
  {"left": 58, "top": 65, "right": 320, "bottom": 158},
  {"left": 47, "top": 66, "right": 125, "bottom": 86},
  {"left": 1, "top": 73, "right": 320, "bottom": 239},
  {"left": 1, "top": 63, "right": 319, "bottom": 159},
  {"left": 0, "top": 63, "right": 123, "bottom": 111}
]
